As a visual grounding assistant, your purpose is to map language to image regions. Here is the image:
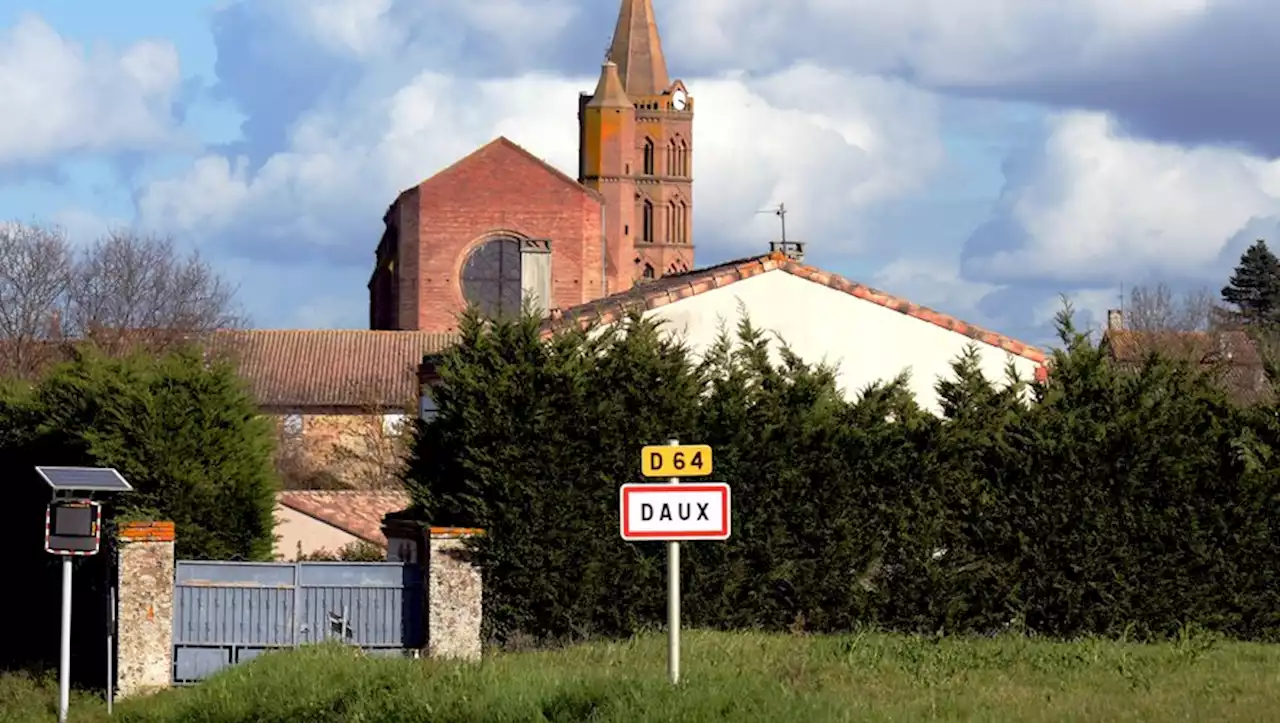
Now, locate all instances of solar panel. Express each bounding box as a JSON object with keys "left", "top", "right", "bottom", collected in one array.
[{"left": 36, "top": 466, "right": 133, "bottom": 493}]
